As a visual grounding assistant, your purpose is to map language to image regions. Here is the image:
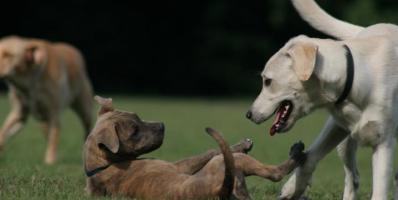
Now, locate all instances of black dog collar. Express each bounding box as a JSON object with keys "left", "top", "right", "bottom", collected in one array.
[
  {"left": 85, "top": 151, "right": 139, "bottom": 177},
  {"left": 335, "top": 44, "right": 354, "bottom": 105},
  {"left": 85, "top": 164, "right": 111, "bottom": 177}
]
